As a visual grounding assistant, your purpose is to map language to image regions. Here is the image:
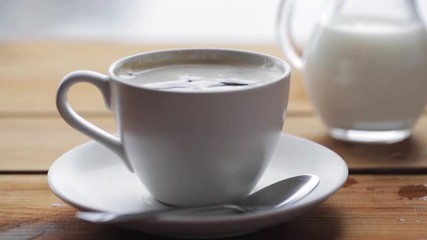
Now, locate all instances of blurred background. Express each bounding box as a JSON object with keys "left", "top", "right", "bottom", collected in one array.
[
  {"left": 0, "top": 0, "right": 320, "bottom": 47},
  {"left": 2, "top": 0, "right": 427, "bottom": 50}
]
